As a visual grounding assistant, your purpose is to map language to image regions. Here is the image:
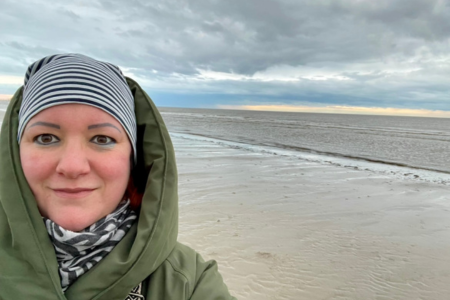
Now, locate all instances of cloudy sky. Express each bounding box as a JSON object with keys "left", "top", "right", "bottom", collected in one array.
[{"left": 1, "top": 0, "right": 450, "bottom": 117}]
